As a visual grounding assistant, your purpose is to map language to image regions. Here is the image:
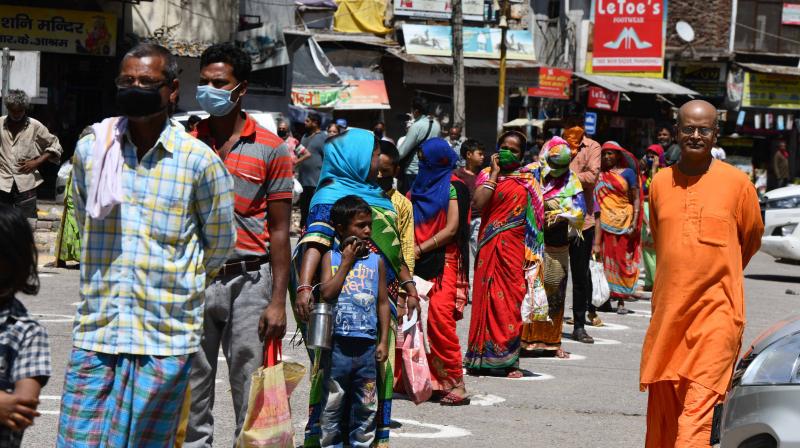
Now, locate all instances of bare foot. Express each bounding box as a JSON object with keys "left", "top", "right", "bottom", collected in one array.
[
  {"left": 506, "top": 368, "right": 524, "bottom": 379},
  {"left": 555, "top": 348, "right": 570, "bottom": 359}
]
